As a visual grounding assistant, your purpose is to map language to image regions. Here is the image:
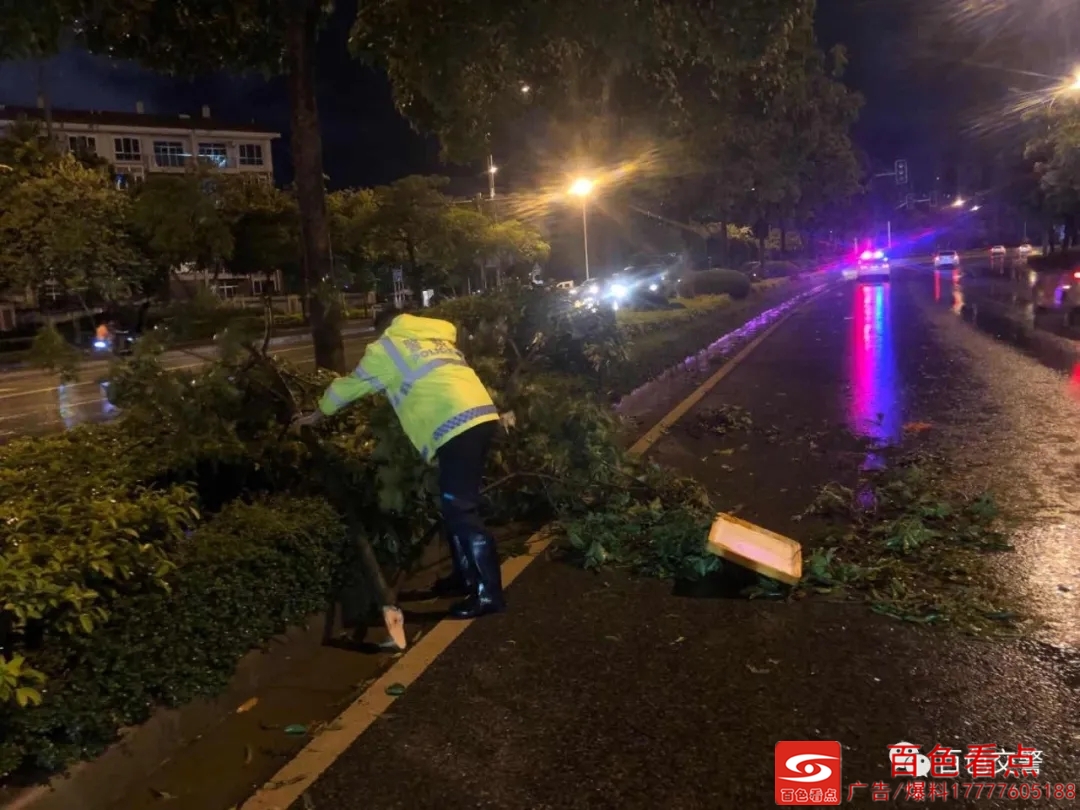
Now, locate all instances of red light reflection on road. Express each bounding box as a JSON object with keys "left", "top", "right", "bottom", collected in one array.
[
  {"left": 934, "top": 269, "right": 941, "bottom": 302},
  {"left": 848, "top": 283, "right": 902, "bottom": 468},
  {"left": 1069, "top": 362, "right": 1080, "bottom": 402}
]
